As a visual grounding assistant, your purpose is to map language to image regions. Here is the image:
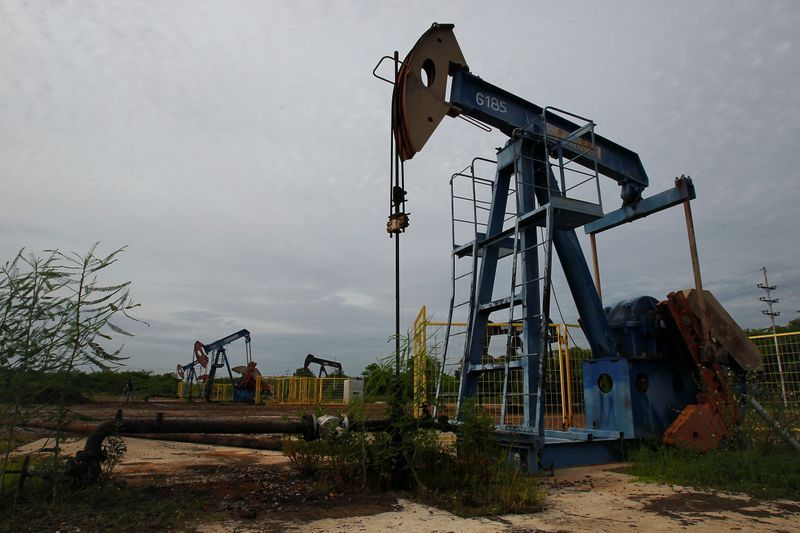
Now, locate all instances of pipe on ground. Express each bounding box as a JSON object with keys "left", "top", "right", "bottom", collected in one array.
[
  {"left": 126, "top": 433, "right": 284, "bottom": 451},
  {"left": 57, "top": 412, "right": 451, "bottom": 482},
  {"left": 746, "top": 395, "right": 800, "bottom": 452},
  {"left": 66, "top": 414, "right": 316, "bottom": 482}
]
